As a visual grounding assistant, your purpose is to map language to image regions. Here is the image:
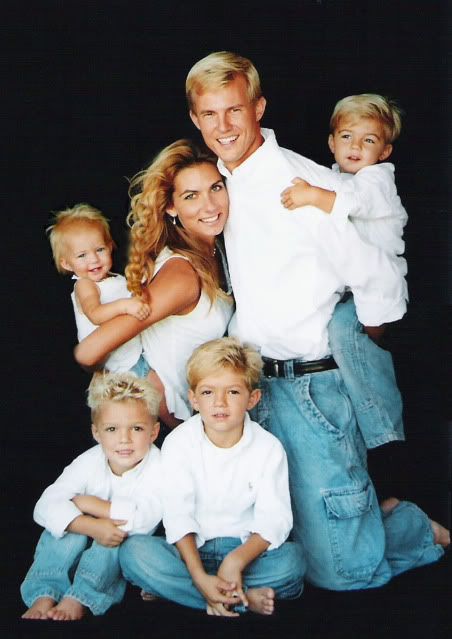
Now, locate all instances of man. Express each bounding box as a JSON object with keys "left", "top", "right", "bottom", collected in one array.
[{"left": 184, "top": 51, "right": 447, "bottom": 591}]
